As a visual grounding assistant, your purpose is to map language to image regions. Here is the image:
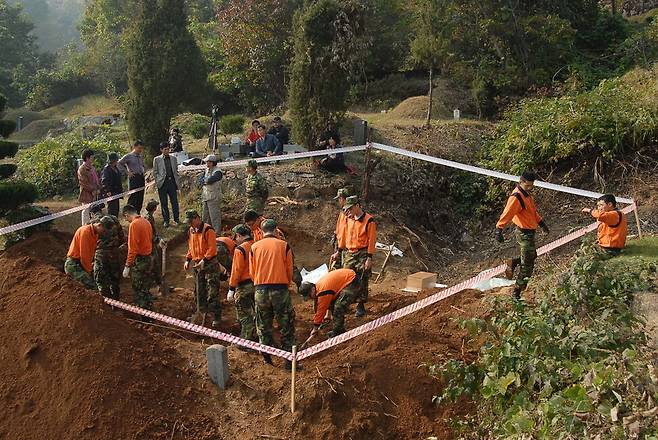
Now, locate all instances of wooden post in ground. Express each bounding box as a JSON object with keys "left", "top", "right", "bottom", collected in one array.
[
  {"left": 632, "top": 200, "right": 643, "bottom": 239},
  {"left": 290, "top": 345, "right": 297, "bottom": 413},
  {"left": 361, "top": 128, "right": 374, "bottom": 202}
]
